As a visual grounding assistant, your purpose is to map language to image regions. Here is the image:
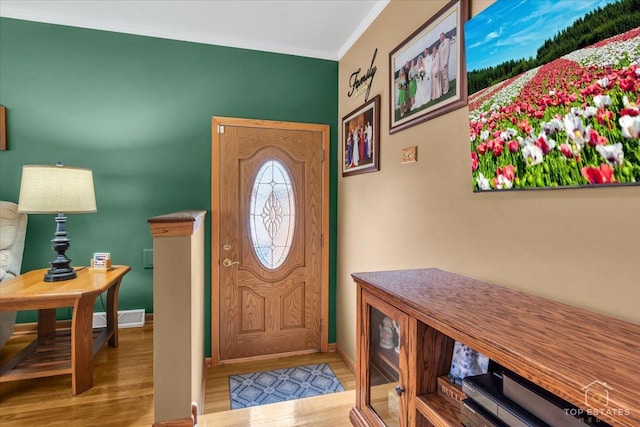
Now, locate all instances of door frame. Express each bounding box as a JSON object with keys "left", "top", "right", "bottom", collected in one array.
[{"left": 211, "top": 116, "right": 330, "bottom": 365}]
